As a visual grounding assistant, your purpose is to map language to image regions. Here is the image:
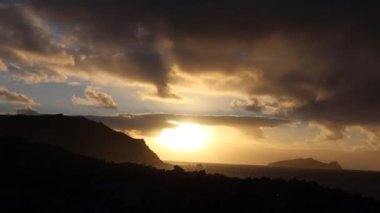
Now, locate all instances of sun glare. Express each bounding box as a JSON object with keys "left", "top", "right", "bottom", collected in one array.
[{"left": 157, "top": 122, "right": 208, "bottom": 151}]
